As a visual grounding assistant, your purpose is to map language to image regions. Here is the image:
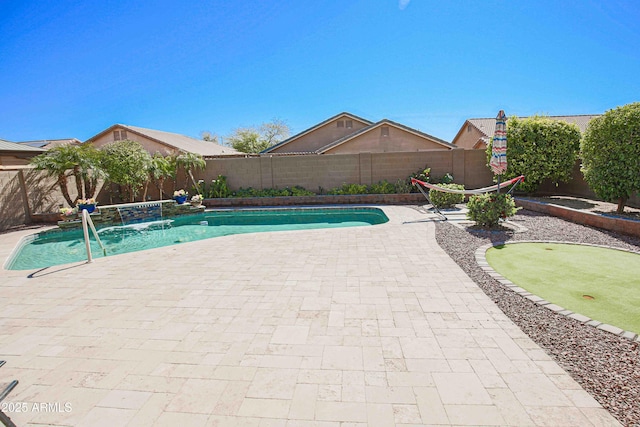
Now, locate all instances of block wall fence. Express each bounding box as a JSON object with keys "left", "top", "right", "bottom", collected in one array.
[
  {"left": 199, "top": 150, "right": 493, "bottom": 193},
  {"left": 1, "top": 149, "right": 637, "bottom": 232}
]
